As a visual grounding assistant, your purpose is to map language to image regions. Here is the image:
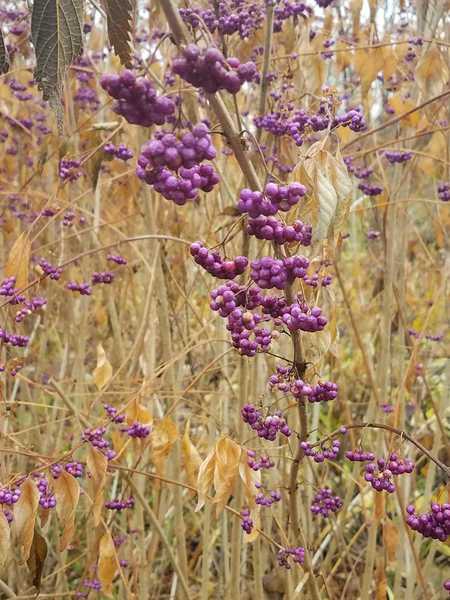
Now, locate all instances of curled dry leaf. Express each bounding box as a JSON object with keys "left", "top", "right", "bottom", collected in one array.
[
  {"left": 93, "top": 344, "right": 113, "bottom": 390},
  {"left": 151, "top": 417, "right": 178, "bottom": 476},
  {"left": 125, "top": 397, "right": 152, "bottom": 425},
  {"left": 5, "top": 232, "right": 31, "bottom": 291},
  {"left": 53, "top": 471, "right": 80, "bottom": 551},
  {"left": 27, "top": 529, "right": 48, "bottom": 591},
  {"left": 86, "top": 446, "right": 108, "bottom": 527},
  {"left": 213, "top": 436, "right": 242, "bottom": 516},
  {"left": 0, "top": 510, "right": 11, "bottom": 566},
  {"left": 416, "top": 45, "right": 449, "bottom": 99},
  {"left": 182, "top": 420, "right": 202, "bottom": 488},
  {"left": 13, "top": 478, "right": 40, "bottom": 561},
  {"left": 195, "top": 447, "right": 216, "bottom": 512},
  {"left": 98, "top": 530, "right": 117, "bottom": 596}
]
